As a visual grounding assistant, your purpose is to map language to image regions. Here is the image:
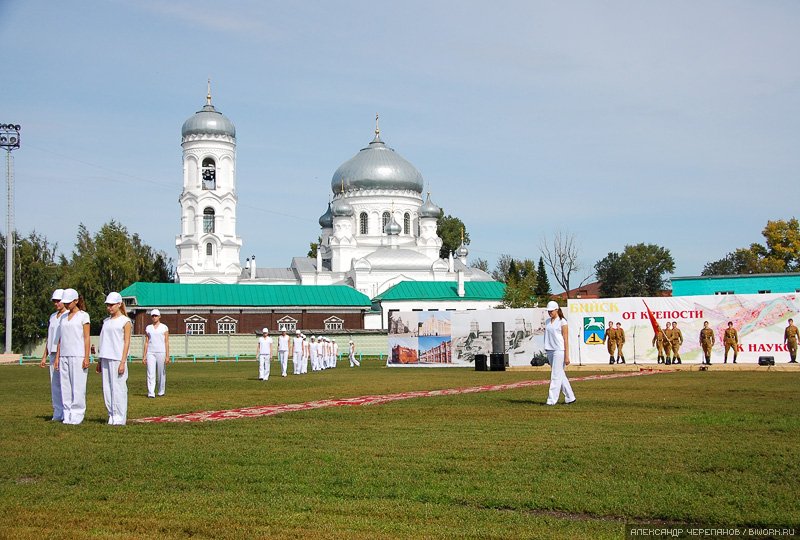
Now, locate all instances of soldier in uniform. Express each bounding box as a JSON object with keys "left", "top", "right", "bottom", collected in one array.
[
  {"left": 615, "top": 322, "right": 626, "bottom": 364},
  {"left": 604, "top": 321, "right": 617, "bottom": 365},
  {"left": 723, "top": 322, "right": 739, "bottom": 363},
  {"left": 670, "top": 321, "right": 683, "bottom": 364},
  {"left": 652, "top": 323, "right": 667, "bottom": 364},
  {"left": 663, "top": 322, "right": 674, "bottom": 364},
  {"left": 784, "top": 319, "right": 799, "bottom": 363},
  {"left": 699, "top": 321, "right": 715, "bottom": 365}
]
